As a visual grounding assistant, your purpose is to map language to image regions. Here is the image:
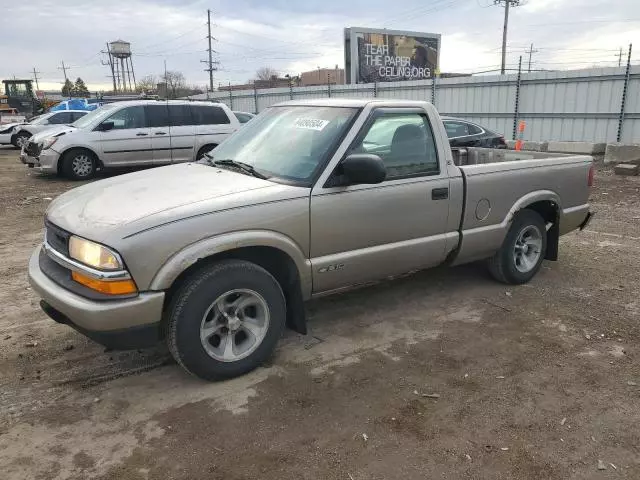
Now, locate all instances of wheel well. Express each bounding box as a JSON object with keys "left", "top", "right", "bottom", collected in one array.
[
  {"left": 163, "top": 246, "right": 307, "bottom": 335},
  {"left": 196, "top": 144, "right": 218, "bottom": 159},
  {"left": 524, "top": 200, "right": 559, "bottom": 261},
  {"left": 57, "top": 147, "right": 102, "bottom": 175}
]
